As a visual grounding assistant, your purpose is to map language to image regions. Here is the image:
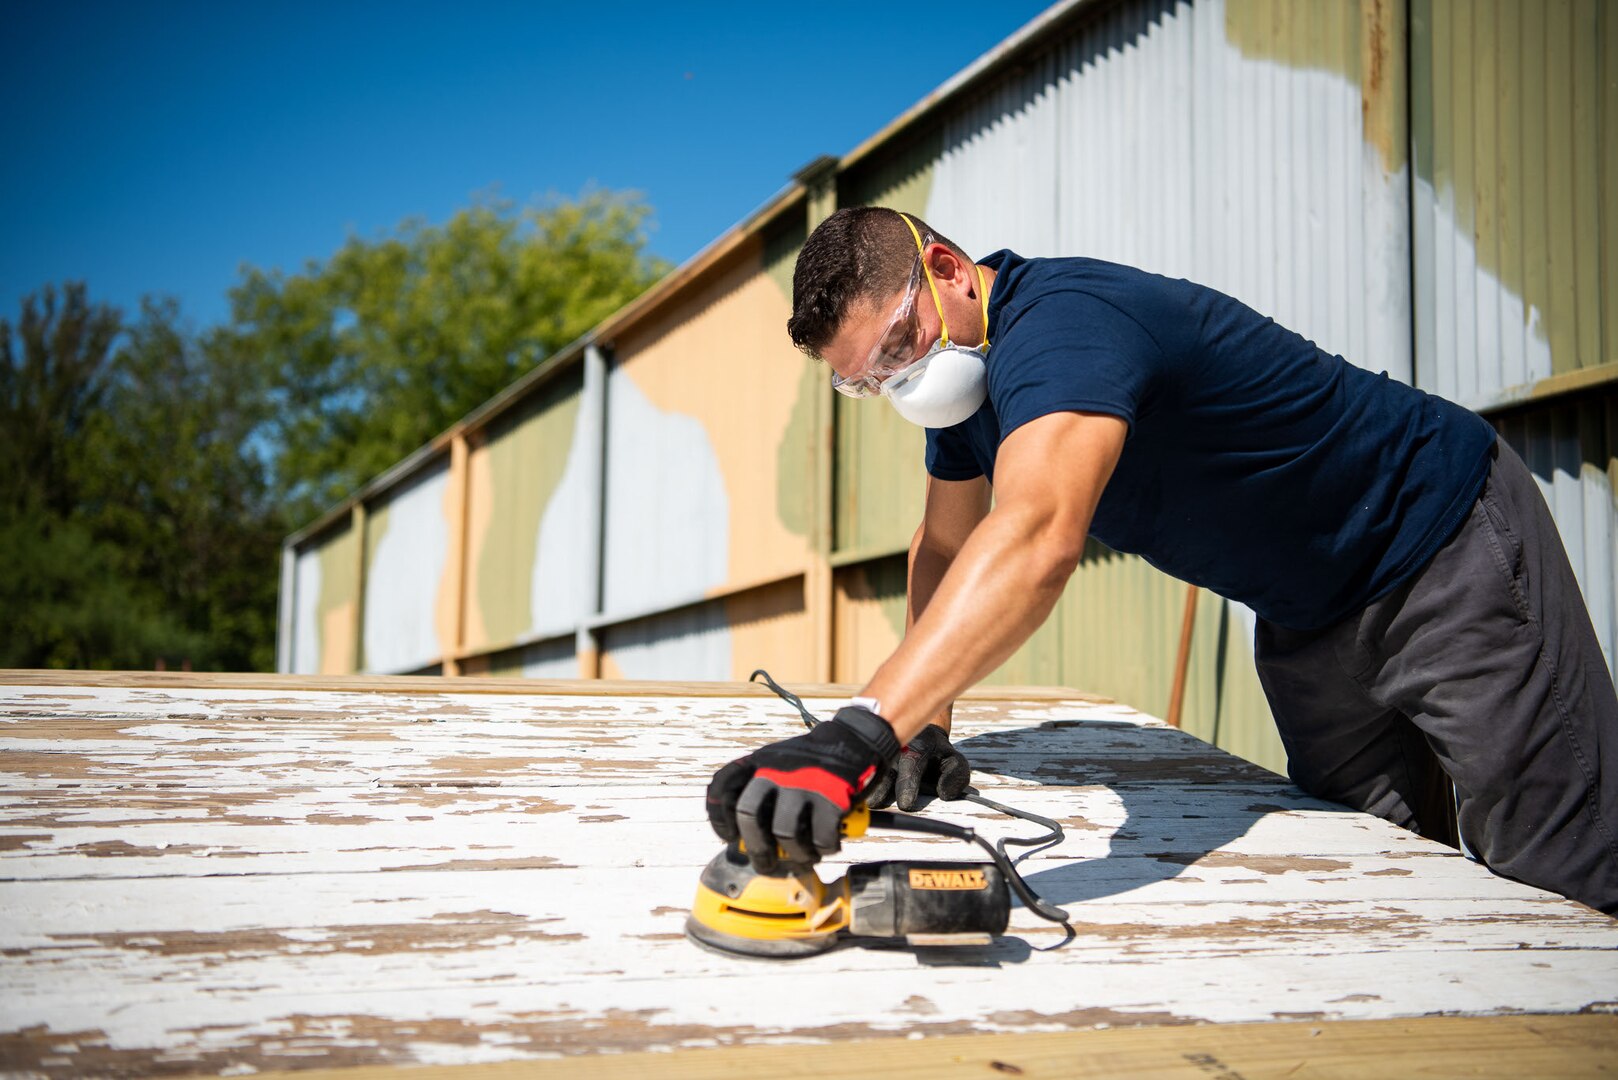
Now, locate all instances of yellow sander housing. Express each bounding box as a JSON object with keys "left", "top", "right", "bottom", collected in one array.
[{"left": 686, "top": 806, "right": 1013, "bottom": 958}]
